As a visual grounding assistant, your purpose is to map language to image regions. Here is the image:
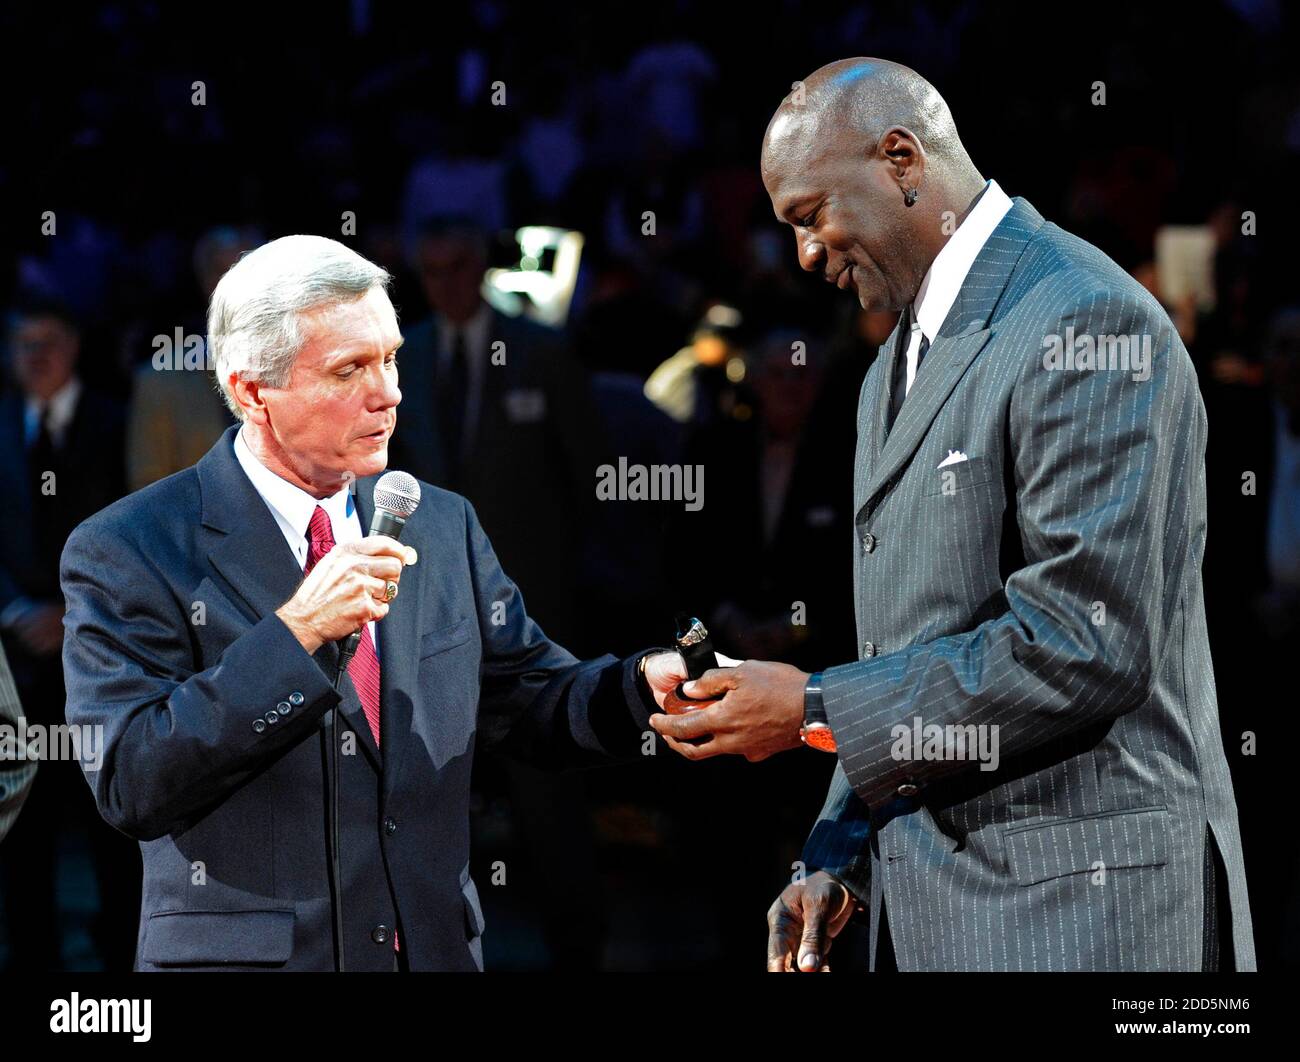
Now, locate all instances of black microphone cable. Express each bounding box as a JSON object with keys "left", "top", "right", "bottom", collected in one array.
[{"left": 322, "top": 471, "right": 421, "bottom": 973}]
